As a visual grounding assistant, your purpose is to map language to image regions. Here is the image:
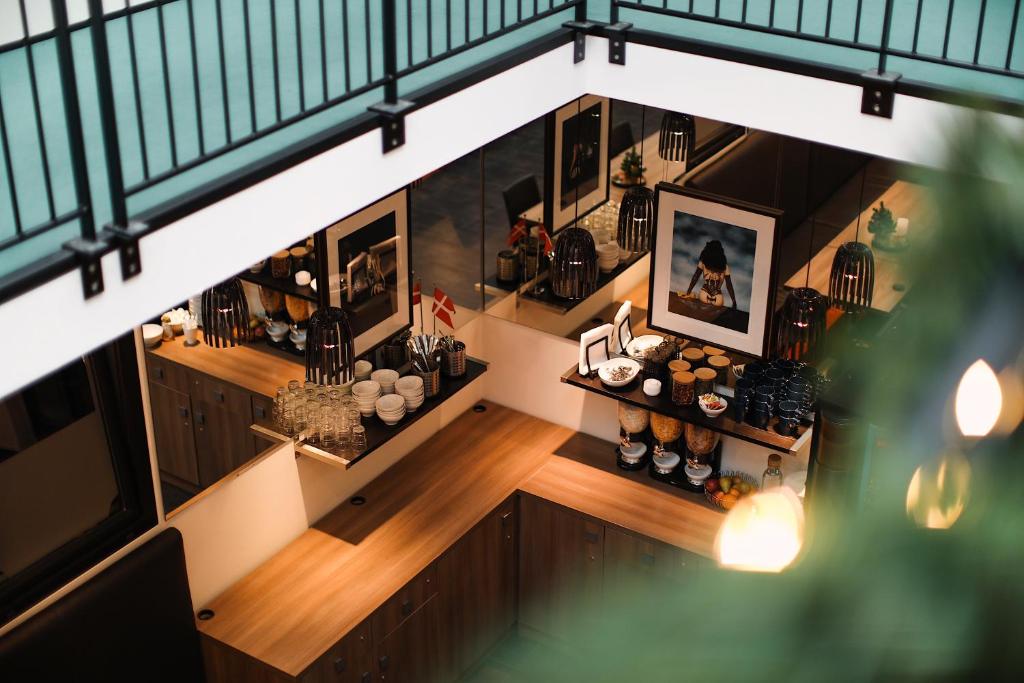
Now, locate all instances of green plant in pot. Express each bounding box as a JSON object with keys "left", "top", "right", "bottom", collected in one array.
[
  {"left": 867, "top": 201, "right": 904, "bottom": 251},
  {"left": 619, "top": 147, "right": 646, "bottom": 185}
]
